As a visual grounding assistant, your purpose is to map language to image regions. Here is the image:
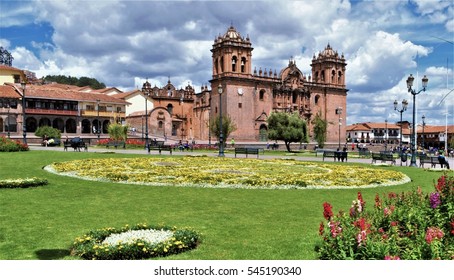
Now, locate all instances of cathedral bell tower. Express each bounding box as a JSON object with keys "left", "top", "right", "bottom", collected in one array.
[
  {"left": 211, "top": 25, "right": 253, "bottom": 79},
  {"left": 209, "top": 25, "right": 258, "bottom": 141},
  {"left": 310, "top": 44, "right": 346, "bottom": 87}
]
